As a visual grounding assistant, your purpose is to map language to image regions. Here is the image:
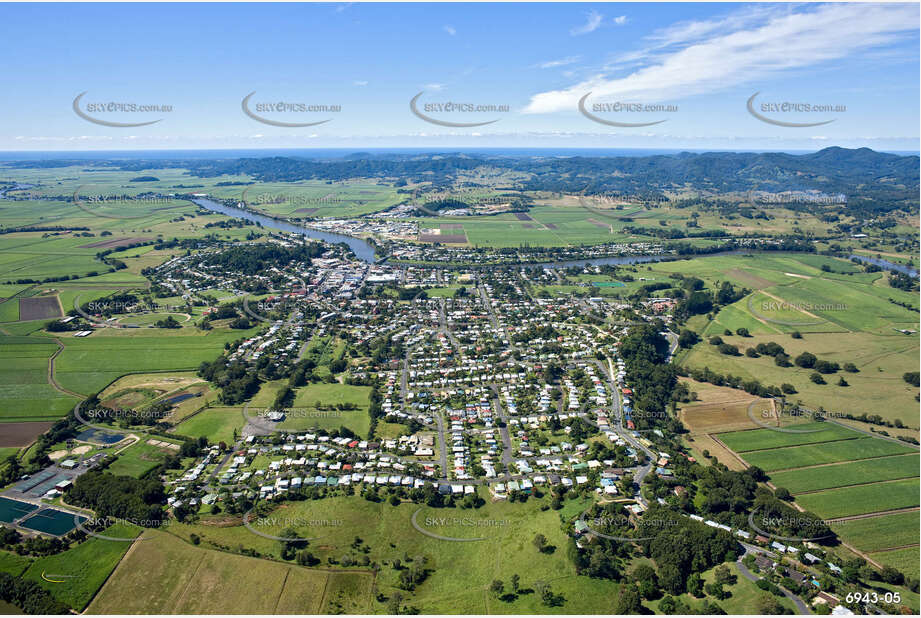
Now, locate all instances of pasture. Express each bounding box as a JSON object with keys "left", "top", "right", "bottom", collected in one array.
[
  {"left": 88, "top": 528, "right": 372, "bottom": 614},
  {"left": 164, "top": 493, "right": 630, "bottom": 614},
  {"left": 22, "top": 521, "right": 140, "bottom": 611}
]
